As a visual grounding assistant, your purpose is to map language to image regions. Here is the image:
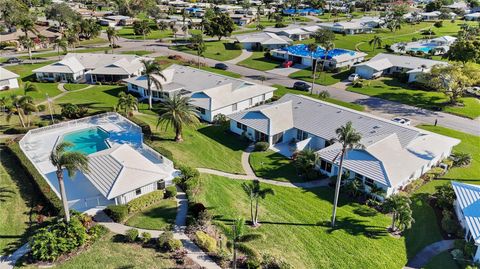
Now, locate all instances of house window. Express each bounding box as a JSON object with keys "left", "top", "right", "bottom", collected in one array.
[
  {"left": 324, "top": 139, "right": 332, "bottom": 148},
  {"left": 135, "top": 188, "right": 142, "bottom": 195},
  {"left": 131, "top": 84, "right": 138, "bottom": 90},
  {"left": 272, "top": 132, "right": 283, "bottom": 144},
  {"left": 320, "top": 160, "right": 332, "bottom": 173},
  {"left": 255, "top": 130, "right": 267, "bottom": 142},
  {"left": 364, "top": 177, "right": 375, "bottom": 187},
  {"left": 232, "top": 103, "right": 238, "bottom": 111},
  {"left": 355, "top": 172, "right": 363, "bottom": 181},
  {"left": 198, "top": 107, "right": 206, "bottom": 115},
  {"left": 297, "top": 129, "right": 308, "bottom": 140},
  {"left": 236, "top": 122, "right": 247, "bottom": 131},
  {"left": 157, "top": 180, "right": 165, "bottom": 190}
]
